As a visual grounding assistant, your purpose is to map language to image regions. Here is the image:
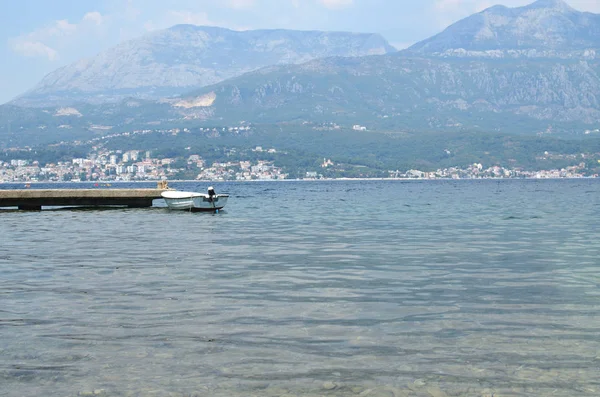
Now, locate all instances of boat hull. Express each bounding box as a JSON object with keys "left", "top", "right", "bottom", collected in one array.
[{"left": 161, "top": 191, "right": 228, "bottom": 211}]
